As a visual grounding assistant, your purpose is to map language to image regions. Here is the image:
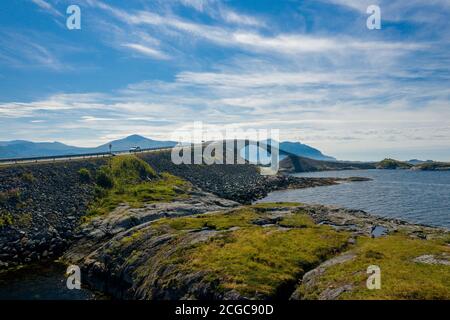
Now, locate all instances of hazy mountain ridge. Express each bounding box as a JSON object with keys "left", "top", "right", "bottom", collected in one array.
[
  {"left": 0, "top": 135, "right": 334, "bottom": 161},
  {"left": 279, "top": 141, "right": 336, "bottom": 161},
  {"left": 0, "top": 135, "right": 177, "bottom": 159}
]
